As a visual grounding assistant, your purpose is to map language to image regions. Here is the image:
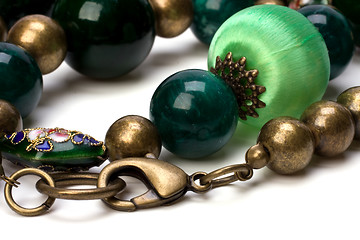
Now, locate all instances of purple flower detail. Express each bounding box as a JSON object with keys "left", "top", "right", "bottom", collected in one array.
[
  {"left": 12, "top": 131, "right": 25, "bottom": 144},
  {"left": 73, "top": 134, "right": 85, "bottom": 143},
  {"left": 34, "top": 140, "right": 52, "bottom": 152}
]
